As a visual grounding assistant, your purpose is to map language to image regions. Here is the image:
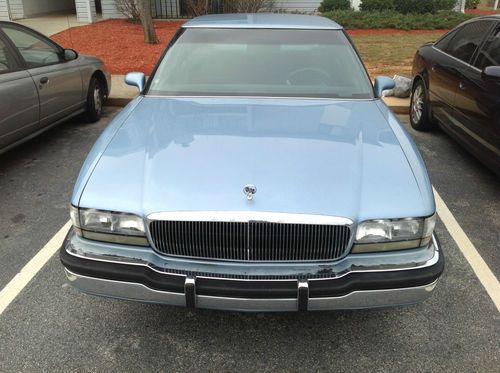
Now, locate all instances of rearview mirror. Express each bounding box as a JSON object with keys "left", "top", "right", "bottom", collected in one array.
[
  {"left": 125, "top": 72, "right": 146, "bottom": 93},
  {"left": 374, "top": 76, "right": 395, "bottom": 98},
  {"left": 64, "top": 49, "right": 78, "bottom": 61},
  {"left": 482, "top": 66, "right": 500, "bottom": 80}
]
